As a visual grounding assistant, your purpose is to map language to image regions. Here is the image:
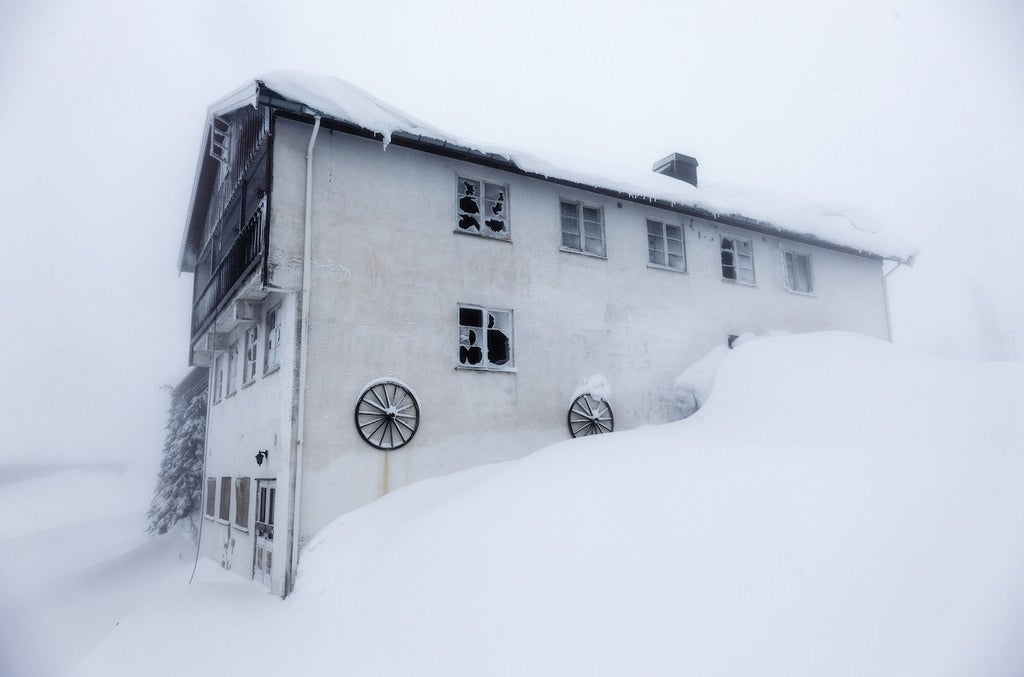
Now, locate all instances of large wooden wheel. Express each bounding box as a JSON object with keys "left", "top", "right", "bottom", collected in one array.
[
  {"left": 354, "top": 380, "right": 420, "bottom": 450},
  {"left": 568, "top": 394, "right": 614, "bottom": 438}
]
